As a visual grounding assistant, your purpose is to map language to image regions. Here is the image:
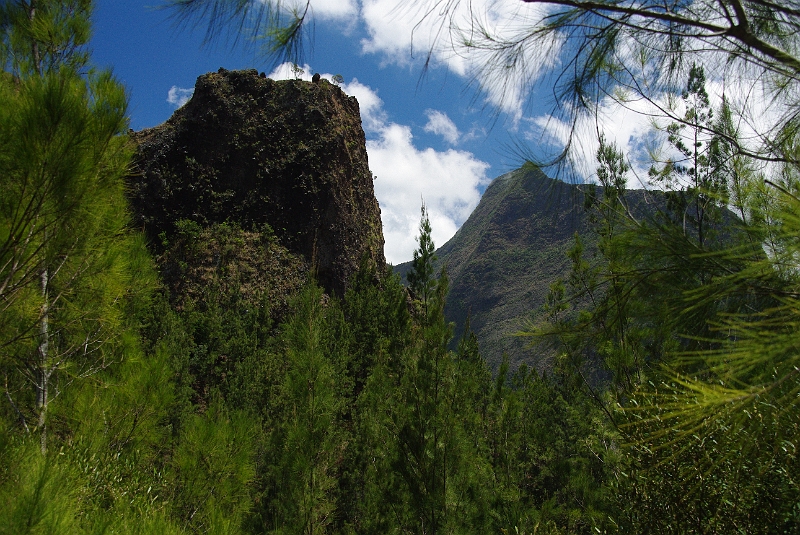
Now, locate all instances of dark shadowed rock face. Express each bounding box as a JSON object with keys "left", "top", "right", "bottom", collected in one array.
[{"left": 127, "top": 68, "right": 385, "bottom": 297}]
